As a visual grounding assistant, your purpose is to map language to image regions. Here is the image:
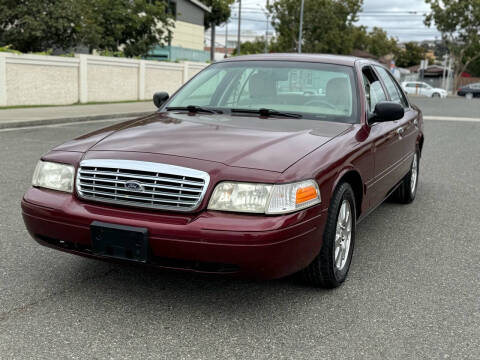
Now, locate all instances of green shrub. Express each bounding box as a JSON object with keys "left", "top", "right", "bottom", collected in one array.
[
  {"left": 30, "top": 49, "right": 53, "bottom": 56},
  {"left": 0, "top": 45, "right": 22, "bottom": 54}
]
